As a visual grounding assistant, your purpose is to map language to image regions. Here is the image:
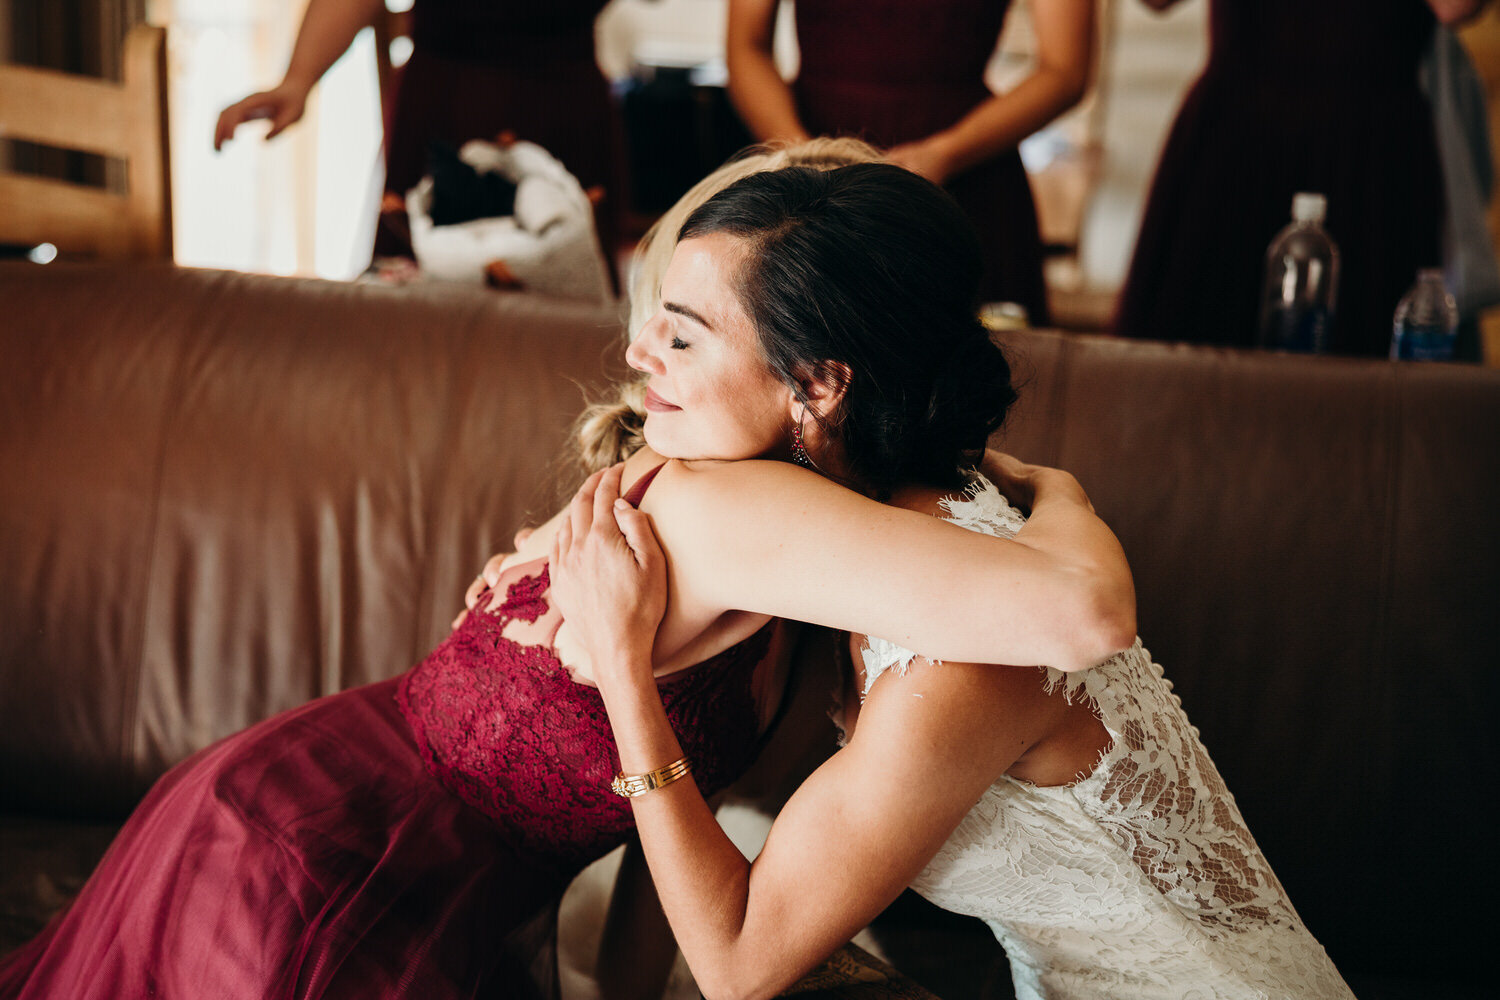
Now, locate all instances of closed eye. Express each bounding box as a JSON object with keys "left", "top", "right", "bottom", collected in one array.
[{"left": 670, "top": 336, "right": 689, "bottom": 350}]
